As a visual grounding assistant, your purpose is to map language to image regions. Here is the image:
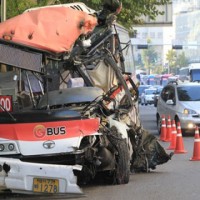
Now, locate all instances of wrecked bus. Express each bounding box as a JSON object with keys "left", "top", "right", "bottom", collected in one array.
[{"left": 0, "top": 2, "right": 172, "bottom": 195}]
